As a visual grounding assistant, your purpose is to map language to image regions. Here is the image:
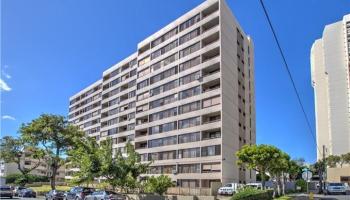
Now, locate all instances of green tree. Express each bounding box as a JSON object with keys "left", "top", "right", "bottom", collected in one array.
[
  {"left": 310, "top": 160, "right": 326, "bottom": 194},
  {"left": 340, "top": 153, "right": 350, "bottom": 168},
  {"left": 20, "top": 114, "right": 84, "bottom": 189},
  {"left": 326, "top": 155, "right": 340, "bottom": 168},
  {"left": 0, "top": 136, "right": 44, "bottom": 186},
  {"left": 268, "top": 151, "right": 290, "bottom": 196},
  {"left": 144, "top": 175, "right": 174, "bottom": 195},
  {"left": 99, "top": 139, "right": 151, "bottom": 191},
  {"left": 288, "top": 160, "right": 302, "bottom": 181},
  {"left": 68, "top": 136, "right": 101, "bottom": 186},
  {"left": 236, "top": 144, "right": 282, "bottom": 189}
]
